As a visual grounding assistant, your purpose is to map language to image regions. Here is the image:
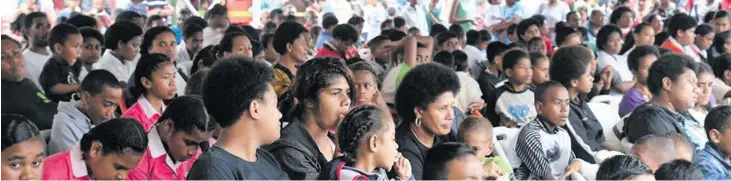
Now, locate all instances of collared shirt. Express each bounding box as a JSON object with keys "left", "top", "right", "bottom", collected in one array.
[
  {"left": 122, "top": 96, "right": 166, "bottom": 131},
  {"left": 95, "top": 50, "right": 136, "bottom": 83},
  {"left": 515, "top": 116, "right": 575, "bottom": 180},
  {"left": 315, "top": 41, "right": 347, "bottom": 60},
  {"left": 401, "top": 4, "right": 429, "bottom": 36},
  {"left": 695, "top": 143, "right": 731, "bottom": 180},
  {"left": 42, "top": 145, "right": 91, "bottom": 180},
  {"left": 127, "top": 127, "right": 200, "bottom": 180},
  {"left": 624, "top": 103, "right": 687, "bottom": 143},
  {"left": 23, "top": 48, "right": 52, "bottom": 91},
  {"left": 315, "top": 32, "right": 333, "bottom": 50},
  {"left": 662, "top": 36, "right": 702, "bottom": 62}
]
